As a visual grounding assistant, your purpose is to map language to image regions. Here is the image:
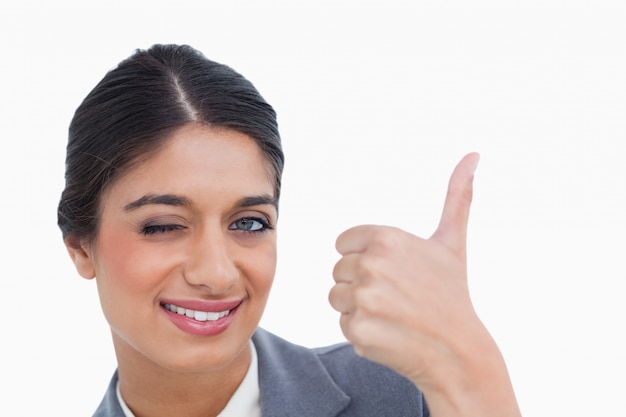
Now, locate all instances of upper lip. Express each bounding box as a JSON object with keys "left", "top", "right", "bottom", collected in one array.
[{"left": 160, "top": 298, "right": 243, "bottom": 312}]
